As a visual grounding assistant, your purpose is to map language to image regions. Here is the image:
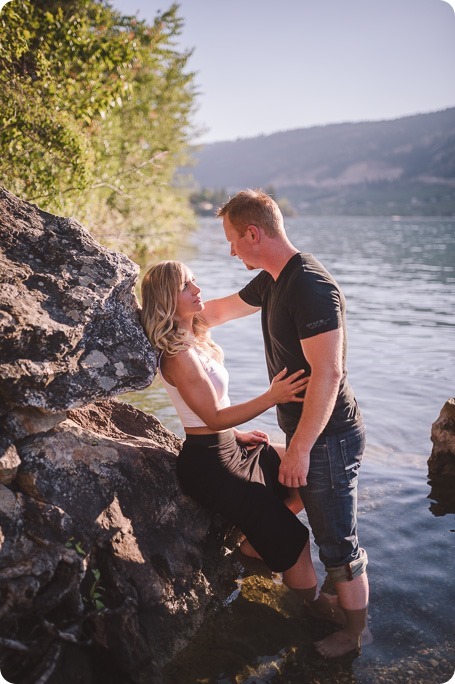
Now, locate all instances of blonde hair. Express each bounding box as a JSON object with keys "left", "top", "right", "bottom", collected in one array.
[
  {"left": 141, "top": 260, "right": 223, "bottom": 362},
  {"left": 216, "top": 188, "right": 285, "bottom": 238}
]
